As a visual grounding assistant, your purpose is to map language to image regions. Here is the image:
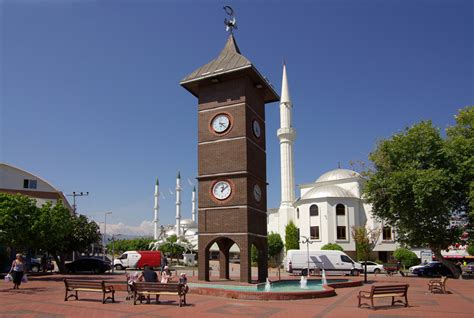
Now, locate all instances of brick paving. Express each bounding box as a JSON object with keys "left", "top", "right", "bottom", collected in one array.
[{"left": 0, "top": 273, "right": 472, "bottom": 317}]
